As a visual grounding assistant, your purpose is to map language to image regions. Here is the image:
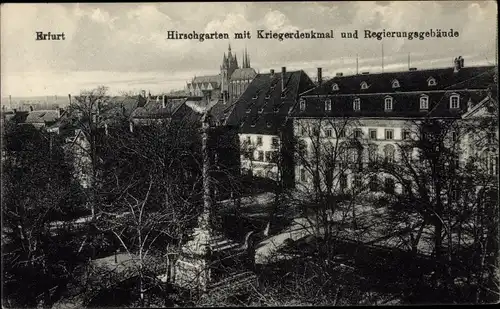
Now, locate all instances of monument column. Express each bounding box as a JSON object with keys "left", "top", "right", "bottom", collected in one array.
[{"left": 173, "top": 112, "right": 213, "bottom": 292}]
